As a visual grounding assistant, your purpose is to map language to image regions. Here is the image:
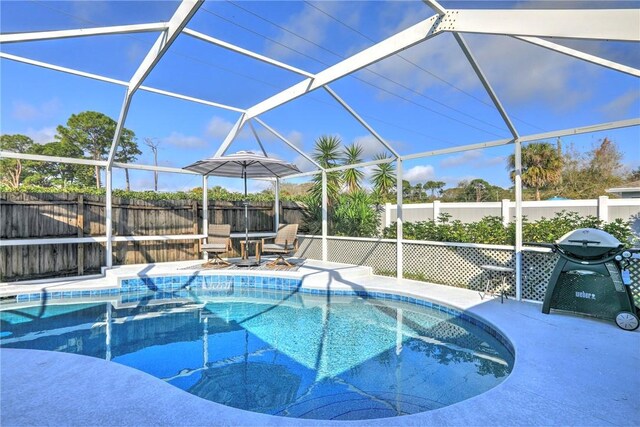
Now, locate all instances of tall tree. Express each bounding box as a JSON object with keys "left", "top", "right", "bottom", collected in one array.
[
  {"left": 115, "top": 131, "right": 141, "bottom": 191},
  {"left": 473, "top": 180, "right": 485, "bottom": 202},
  {"left": 371, "top": 153, "right": 396, "bottom": 200},
  {"left": 415, "top": 183, "right": 423, "bottom": 200},
  {"left": 27, "top": 141, "right": 93, "bottom": 187},
  {"left": 402, "top": 179, "right": 411, "bottom": 198},
  {"left": 433, "top": 181, "right": 446, "bottom": 198},
  {"left": 56, "top": 111, "right": 136, "bottom": 188},
  {"left": 441, "top": 179, "right": 509, "bottom": 202},
  {"left": 423, "top": 181, "right": 435, "bottom": 198},
  {"left": 342, "top": 143, "right": 364, "bottom": 193},
  {"left": 0, "top": 134, "right": 35, "bottom": 188},
  {"left": 555, "top": 139, "right": 627, "bottom": 199},
  {"left": 144, "top": 137, "right": 161, "bottom": 191},
  {"left": 508, "top": 142, "right": 563, "bottom": 201},
  {"left": 587, "top": 137, "right": 625, "bottom": 189},
  {"left": 423, "top": 180, "right": 446, "bottom": 198}
]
